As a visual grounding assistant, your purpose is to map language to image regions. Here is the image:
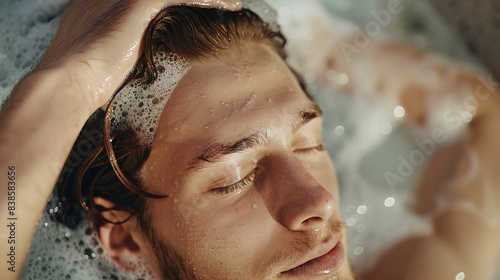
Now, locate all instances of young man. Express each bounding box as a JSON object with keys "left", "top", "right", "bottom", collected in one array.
[{"left": 1, "top": 0, "right": 499, "bottom": 279}]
